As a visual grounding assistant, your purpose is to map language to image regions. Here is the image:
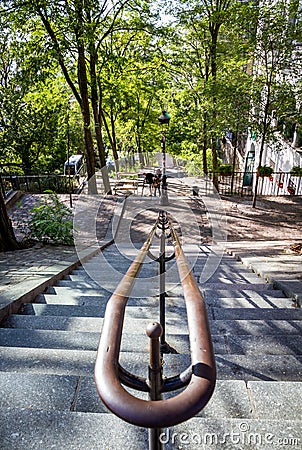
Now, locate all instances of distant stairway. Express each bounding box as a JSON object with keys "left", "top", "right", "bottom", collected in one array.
[{"left": 0, "top": 241, "right": 301, "bottom": 449}]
